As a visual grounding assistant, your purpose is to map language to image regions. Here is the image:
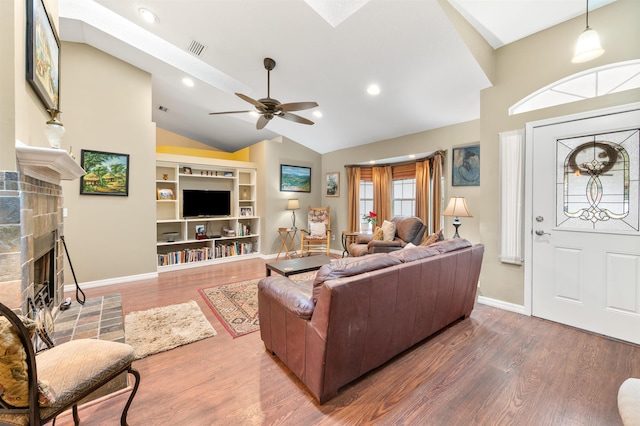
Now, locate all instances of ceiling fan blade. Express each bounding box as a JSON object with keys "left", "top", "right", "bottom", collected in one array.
[
  {"left": 256, "top": 115, "right": 270, "bottom": 130},
  {"left": 278, "top": 101, "right": 318, "bottom": 112},
  {"left": 209, "top": 110, "right": 254, "bottom": 115},
  {"left": 236, "top": 93, "right": 266, "bottom": 110},
  {"left": 277, "top": 112, "right": 314, "bottom": 125}
]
